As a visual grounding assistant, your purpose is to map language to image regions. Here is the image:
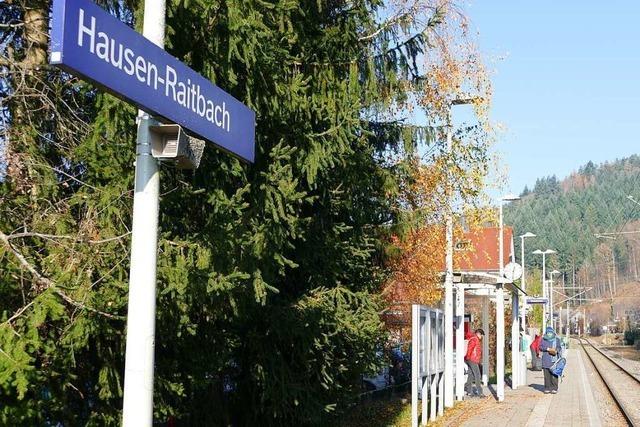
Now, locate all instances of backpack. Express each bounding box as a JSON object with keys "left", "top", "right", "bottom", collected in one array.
[
  {"left": 551, "top": 356, "right": 567, "bottom": 377},
  {"left": 550, "top": 338, "right": 567, "bottom": 377}
]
